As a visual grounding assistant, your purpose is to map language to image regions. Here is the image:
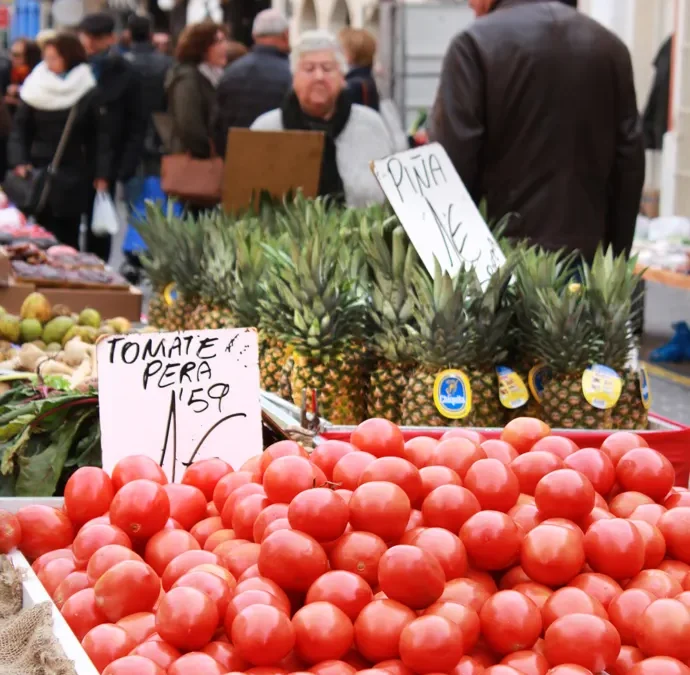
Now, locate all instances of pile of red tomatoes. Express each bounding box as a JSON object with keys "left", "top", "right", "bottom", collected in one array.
[{"left": 2, "top": 417, "right": 690, "bottom": 675}]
